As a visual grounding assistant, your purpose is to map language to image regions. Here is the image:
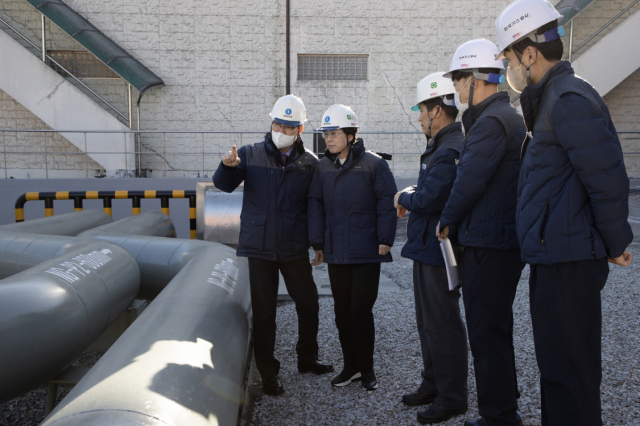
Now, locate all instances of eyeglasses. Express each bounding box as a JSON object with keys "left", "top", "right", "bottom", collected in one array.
[
  {"left": 272, "top": 122, "right": 299, "bottom": 134},
  {"left": 322, "top": 131, "right": 345, "bottom": 140}
]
